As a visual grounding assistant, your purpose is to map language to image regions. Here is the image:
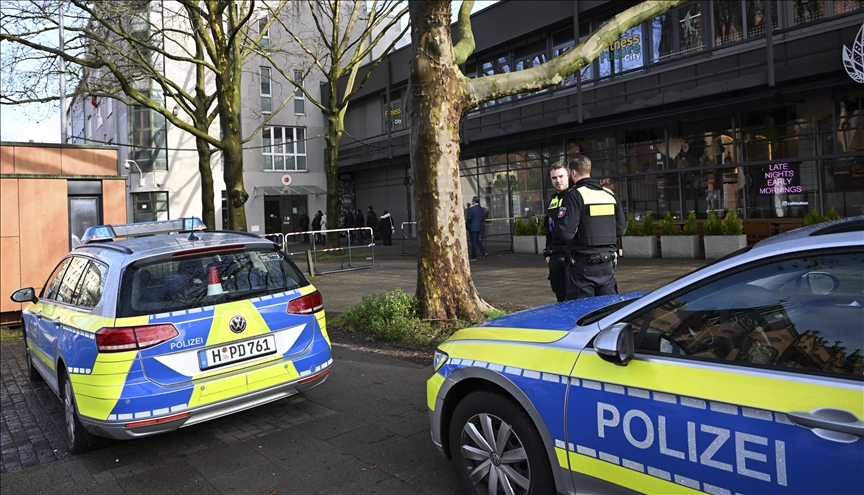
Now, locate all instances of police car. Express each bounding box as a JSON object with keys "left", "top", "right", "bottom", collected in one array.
[
  {"left": 10, "top": 218, "right": 332, "bottom": 454},
  {"left": 428, "top": 216, "right": 863, "bottom": 495}
]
